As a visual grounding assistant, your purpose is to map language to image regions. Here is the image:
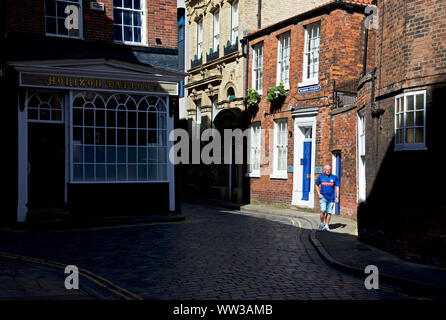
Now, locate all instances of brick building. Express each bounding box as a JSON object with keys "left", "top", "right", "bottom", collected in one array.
[
  {"left": 243, "top": 0, "right": 374, "bottom": 217},
  {"left": 1, "top": 0, "right": 184, "bottom": 223},
  {"left": 357, "top": 0, "right": 446, "bottom": 266},
  {"left": 182, "top": 0, "right": 327, "bottom": 203}
]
